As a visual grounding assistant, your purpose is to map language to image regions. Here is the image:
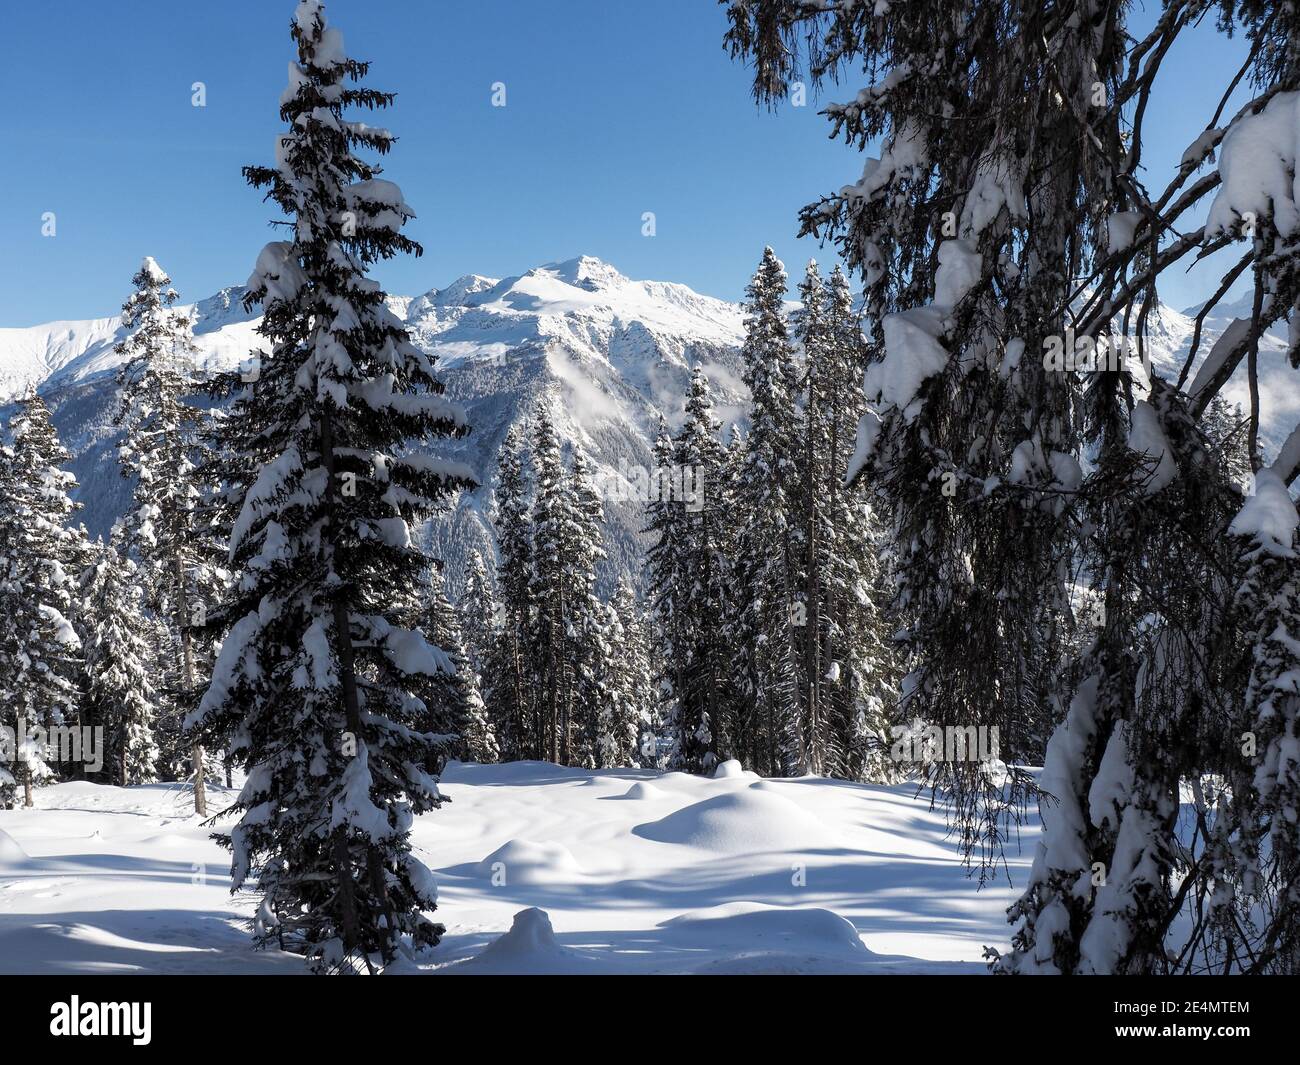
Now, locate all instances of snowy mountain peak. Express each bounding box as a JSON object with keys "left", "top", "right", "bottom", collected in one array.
[
  {"left": 408, "top": 274, "right": 501, "bottom": 317},
  {"left": 192, "top": 286, "right": 257, "bottom": 334},
  {"left": 533, "top": 255, "right": 628, "bottom": 291}
]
